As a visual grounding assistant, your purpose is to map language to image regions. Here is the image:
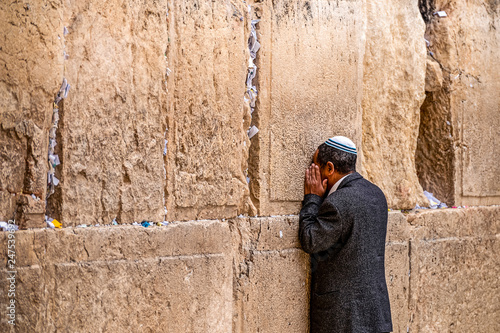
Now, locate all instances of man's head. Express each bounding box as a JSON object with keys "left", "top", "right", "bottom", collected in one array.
[{"left": 311, "top": 136, "right": 357, "bottom": 193}]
